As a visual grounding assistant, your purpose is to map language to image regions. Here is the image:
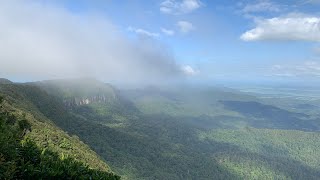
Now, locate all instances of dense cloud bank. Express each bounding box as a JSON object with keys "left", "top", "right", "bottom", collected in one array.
[{"left": 0, "top": 0, "right": 188, "bottom": 83}]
